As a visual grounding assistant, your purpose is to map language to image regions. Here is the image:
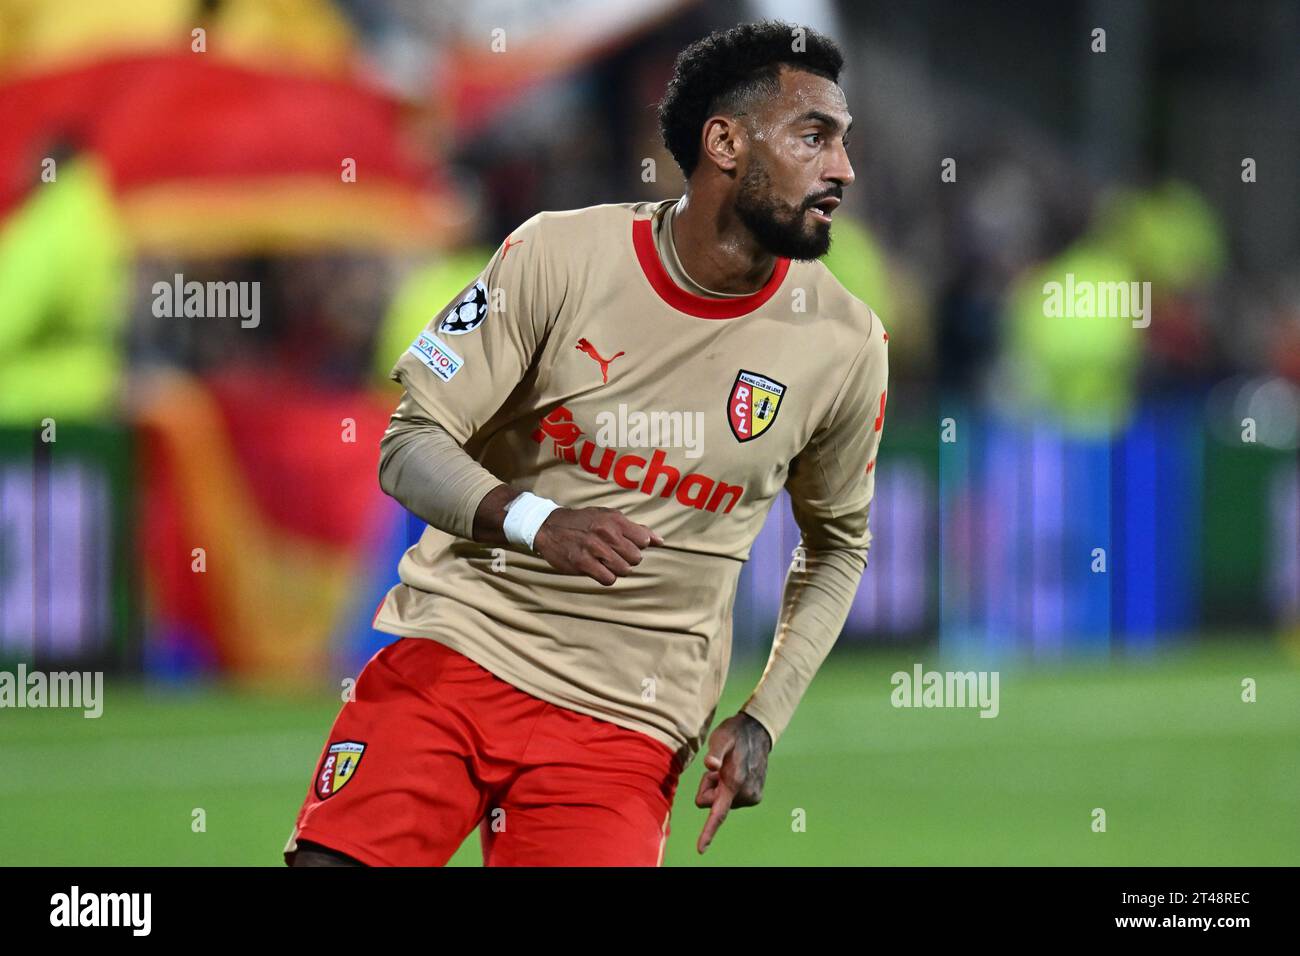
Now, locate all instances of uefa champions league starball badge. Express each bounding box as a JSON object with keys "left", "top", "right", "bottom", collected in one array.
[{"left": 438, "top": 279, "right": 490, "bottom": 335}]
